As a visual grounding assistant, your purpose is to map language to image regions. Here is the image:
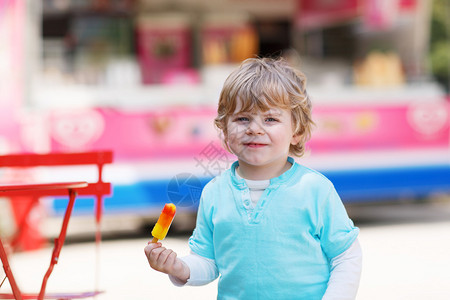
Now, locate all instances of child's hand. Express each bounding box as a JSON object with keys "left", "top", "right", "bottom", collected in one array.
[{"left": 144, "top": 242, "right": 190, "bottom": 283}]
